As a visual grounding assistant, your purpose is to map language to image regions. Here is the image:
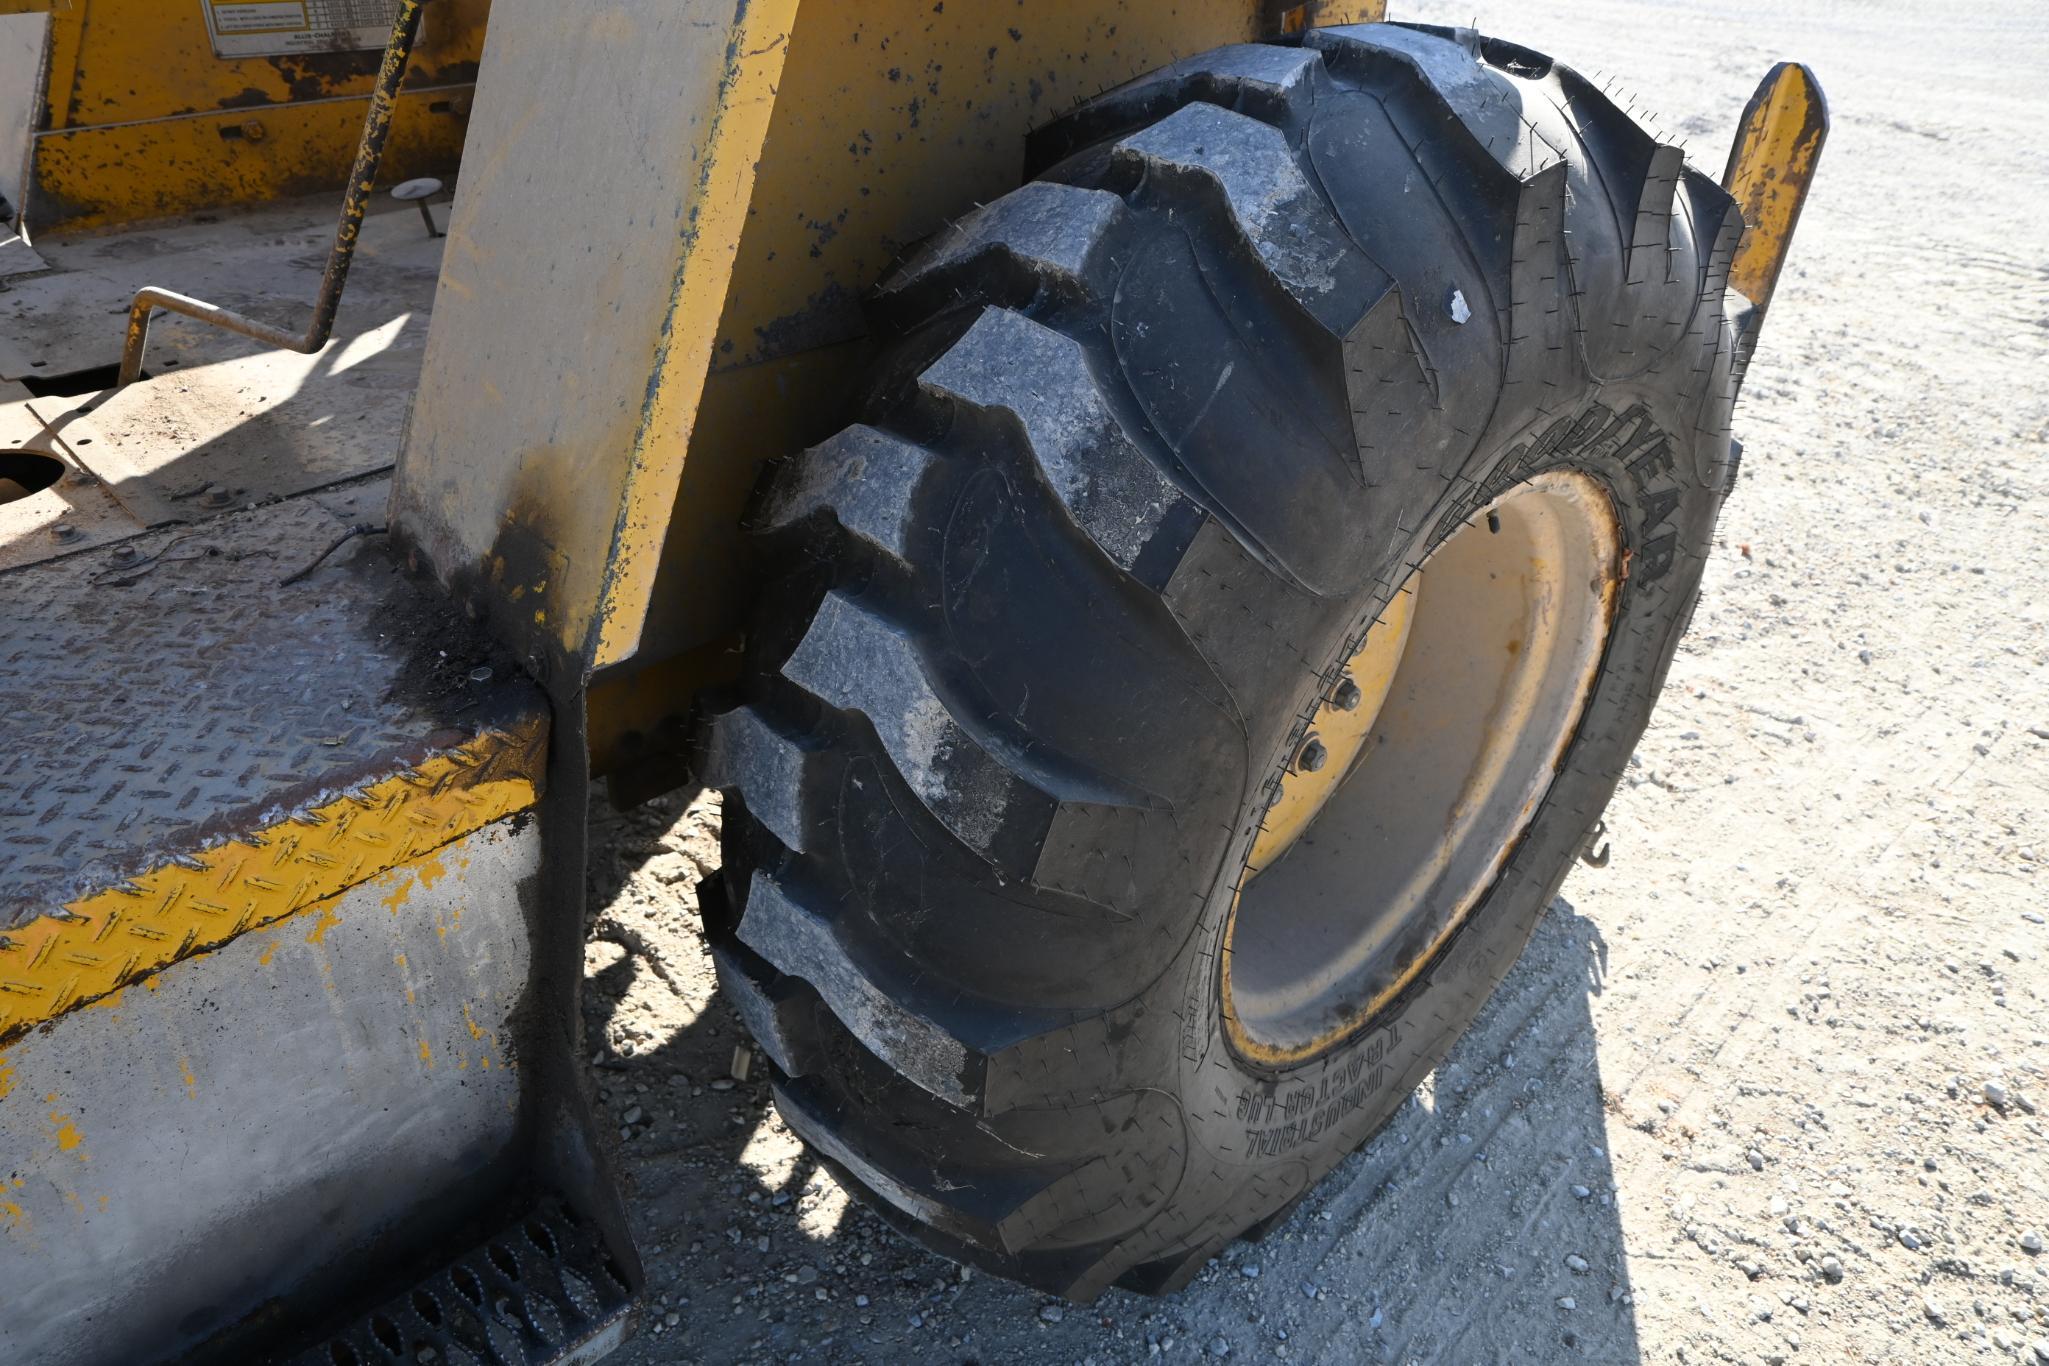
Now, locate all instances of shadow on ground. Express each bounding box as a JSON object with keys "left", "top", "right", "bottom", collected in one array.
[{"left": 580, "top": 785, "right": 1642, "bottom": 1364}]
